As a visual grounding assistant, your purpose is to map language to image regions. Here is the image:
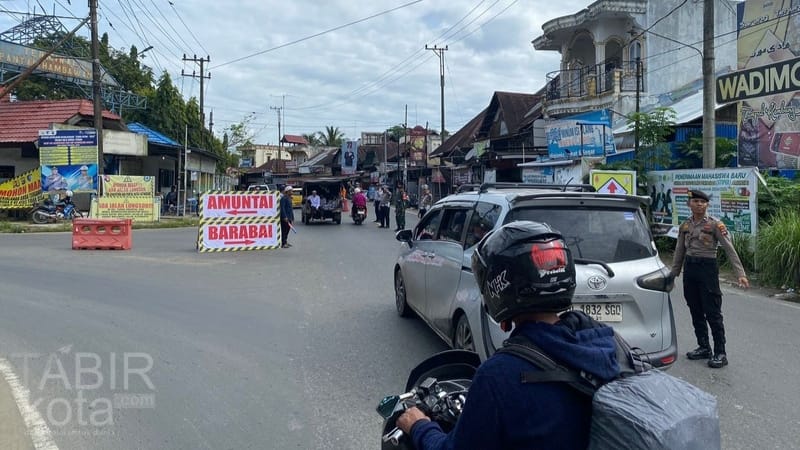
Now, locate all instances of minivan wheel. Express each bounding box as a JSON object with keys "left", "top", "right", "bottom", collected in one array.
[
  {"left": 454, "top": 315, "right": 475, "bottom": 352},
  {"left": 395, "top": 270, "right": 412, "bottom": 317}
]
